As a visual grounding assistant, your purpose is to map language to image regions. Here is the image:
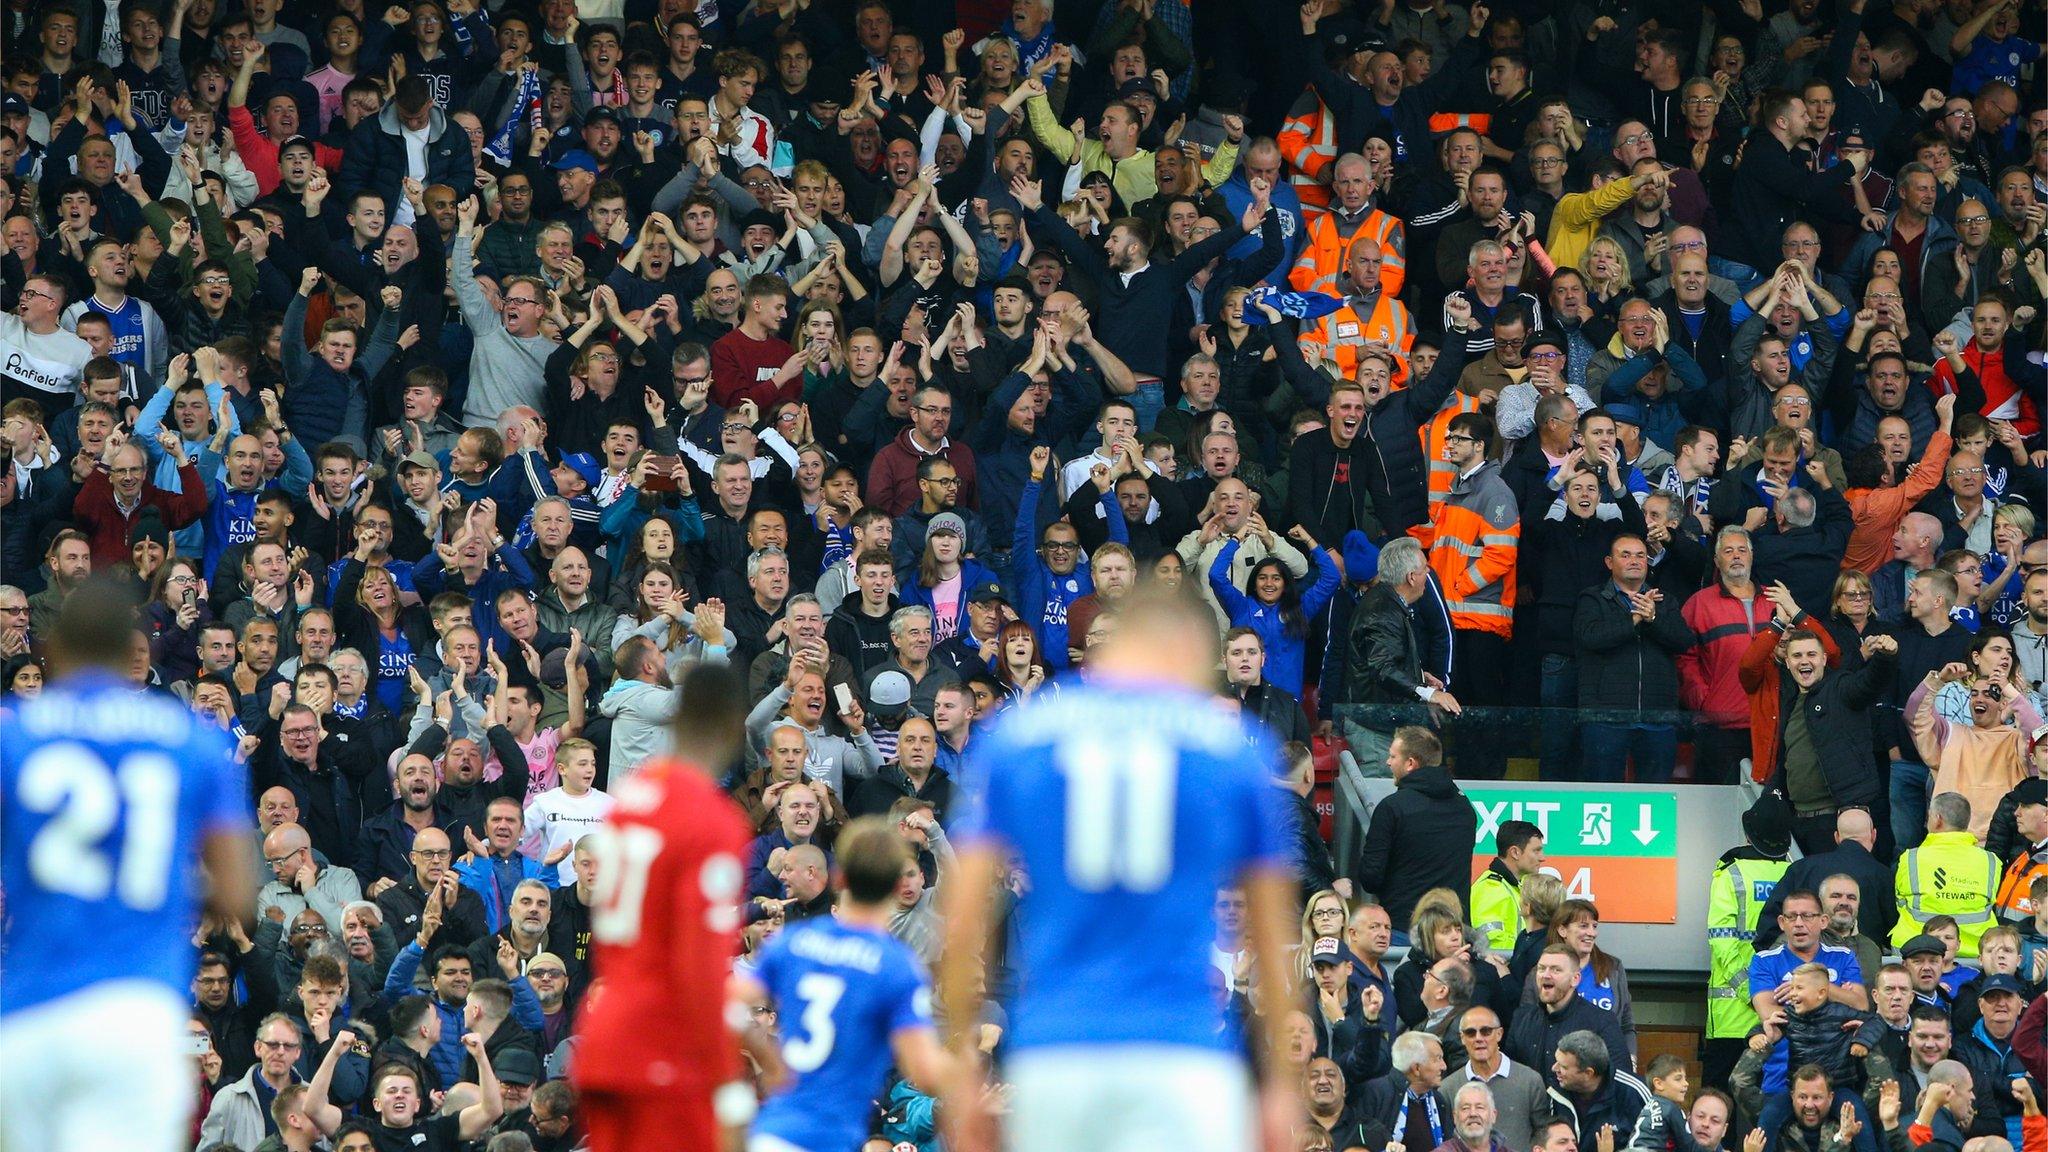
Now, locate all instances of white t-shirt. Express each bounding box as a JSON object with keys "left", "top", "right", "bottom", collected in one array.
[
  {"left": 395, "top": 125, "right": 431, "bottom": 227},
  {"left": 0, "top": 314, "right": 92, "bottom": 404},
  {"left": 523, "top": 786, "right": 616, "bottom": 885}
]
